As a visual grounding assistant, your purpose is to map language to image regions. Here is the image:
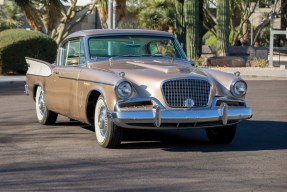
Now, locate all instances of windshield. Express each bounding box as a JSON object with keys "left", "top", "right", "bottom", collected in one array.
[{"left": 88, "top": 35, "right": 186, "bottom": 60}]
